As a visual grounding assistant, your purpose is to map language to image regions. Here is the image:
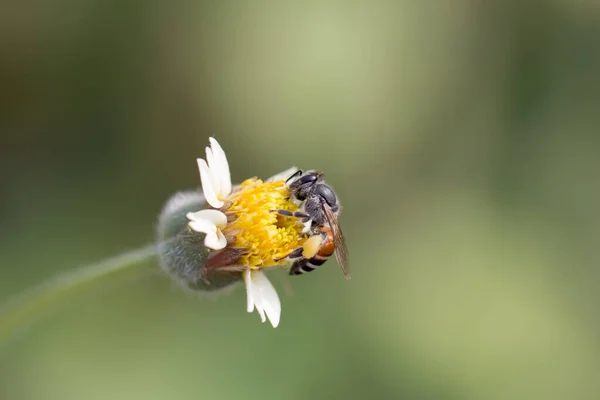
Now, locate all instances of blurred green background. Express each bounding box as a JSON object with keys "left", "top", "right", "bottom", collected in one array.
[{"left": 1, "top": 1, "right": 600, "bottom": 399}]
